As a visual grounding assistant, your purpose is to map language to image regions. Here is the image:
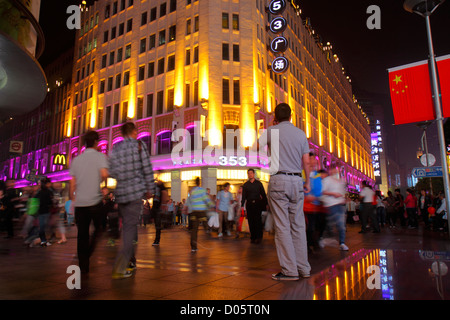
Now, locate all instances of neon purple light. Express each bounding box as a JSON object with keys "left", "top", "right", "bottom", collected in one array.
[
  {"left": 156, "top": 130, "right": 171, "bottom": 136},
  {"left": 113, "top": 137, "right": 124, "bottom": 144},
  {"left": 137, "top": 132, "right": 151, "bottom": 140}
]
